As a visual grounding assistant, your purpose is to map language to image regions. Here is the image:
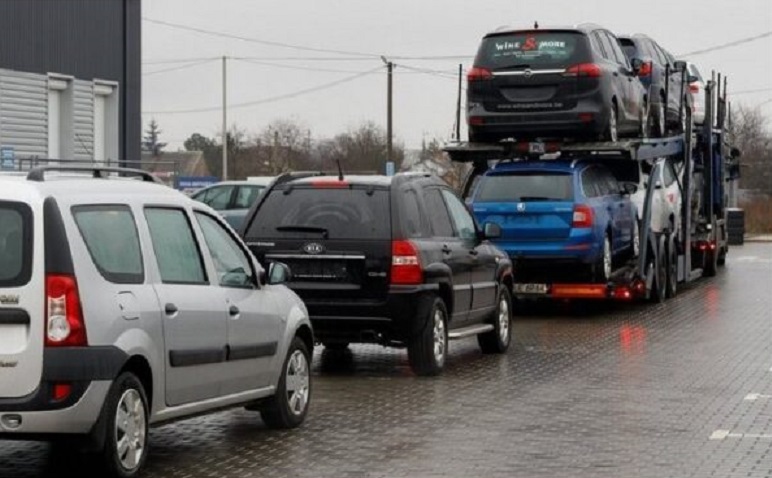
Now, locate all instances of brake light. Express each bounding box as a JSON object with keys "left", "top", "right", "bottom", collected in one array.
[
  {"left": 45, "top": 274, "right": 87, "bottom": 347},
  {"left": 572, "top": 205, "right": 594, "bottom": 228},
  {"left": 311, "top": 179, "right": 349, "bottom": 189},
  {"left": 689, "top": 83, "right": 700, "bottom": 93},
  {"left": 391, "top": 240, "right": 423, "bottom": 285},
  {"left": 467, "top": 67, "right": 493, "bottom": 82},
  {"left": 563, "top": 63, "right": 602, "bottom": 78},
  {"left": 638, "top": 61, "right": 653, "bottom": 78}
]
